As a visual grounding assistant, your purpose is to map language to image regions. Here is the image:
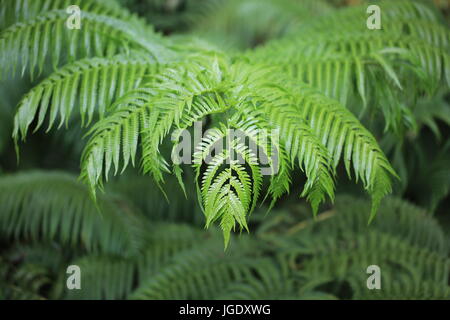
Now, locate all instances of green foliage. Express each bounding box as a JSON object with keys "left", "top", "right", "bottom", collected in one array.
[
  {"left": 248, "top": 0, "right": 450, "bottom": 132},
  {"left": 0, "top": 171, "right": 146, "bottom": 256},
  {"left": 262, "top": 196, "right": 450, "bottom": 299},
  {"left": 1, "top": 0, "right": 450, "bottom": 301},
  {"left": 4, "top": 0, "right": 422, "bottom": 245},
  {"left": 0, "top": 171, "right": 447, "bottom": 299},
  {"left": 188, "top": 0, "right": 334, "bottom": 50},
  {"left": 0, "top": 0, "right": 140, "bottom": 30},
  {"left": 379, "top": 89, "right": 450, "bottom": 210}
]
